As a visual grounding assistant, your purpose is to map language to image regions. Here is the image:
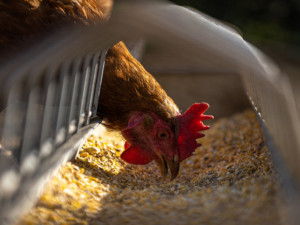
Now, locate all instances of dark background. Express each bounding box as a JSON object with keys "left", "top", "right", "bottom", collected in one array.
[
  {"left": 169, "top": 0, "right": 300, "bottom": 60},
  {"left": 144, "top": 0, "right": 300, "bottom": 120}
]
